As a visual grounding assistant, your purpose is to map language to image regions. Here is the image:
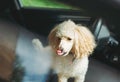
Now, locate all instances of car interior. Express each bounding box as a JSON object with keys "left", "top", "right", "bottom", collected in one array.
[{"left": 0, "top": 0, "right": 120, "bottom": 82}]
